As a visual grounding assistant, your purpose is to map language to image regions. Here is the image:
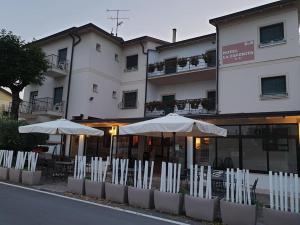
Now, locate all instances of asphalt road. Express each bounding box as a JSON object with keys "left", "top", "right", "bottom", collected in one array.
[{"left": 0, "top": 183, "right": 187, "bottom": 225}]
